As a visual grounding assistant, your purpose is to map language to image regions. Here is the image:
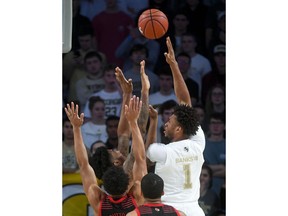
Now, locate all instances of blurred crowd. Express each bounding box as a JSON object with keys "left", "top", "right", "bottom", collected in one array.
[{"left": 62, "top": 0, "right": 226, "bottom": 216}]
